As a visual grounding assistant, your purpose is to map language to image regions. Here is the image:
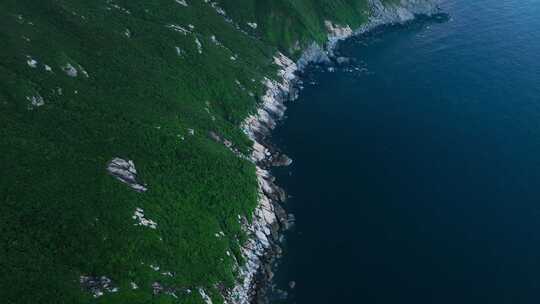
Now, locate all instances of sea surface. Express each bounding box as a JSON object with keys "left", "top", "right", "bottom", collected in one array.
[{"left": 271, "top": 0, "right": 540, "bottom": 303}]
